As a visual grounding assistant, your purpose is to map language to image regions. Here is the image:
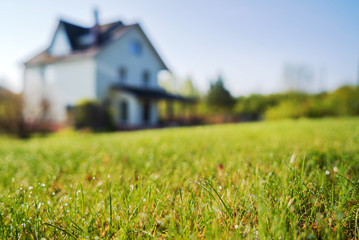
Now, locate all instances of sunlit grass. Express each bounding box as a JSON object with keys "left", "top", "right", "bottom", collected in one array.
[{"left": 0, "top": 118, "right": 358, "bottom": 239}]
